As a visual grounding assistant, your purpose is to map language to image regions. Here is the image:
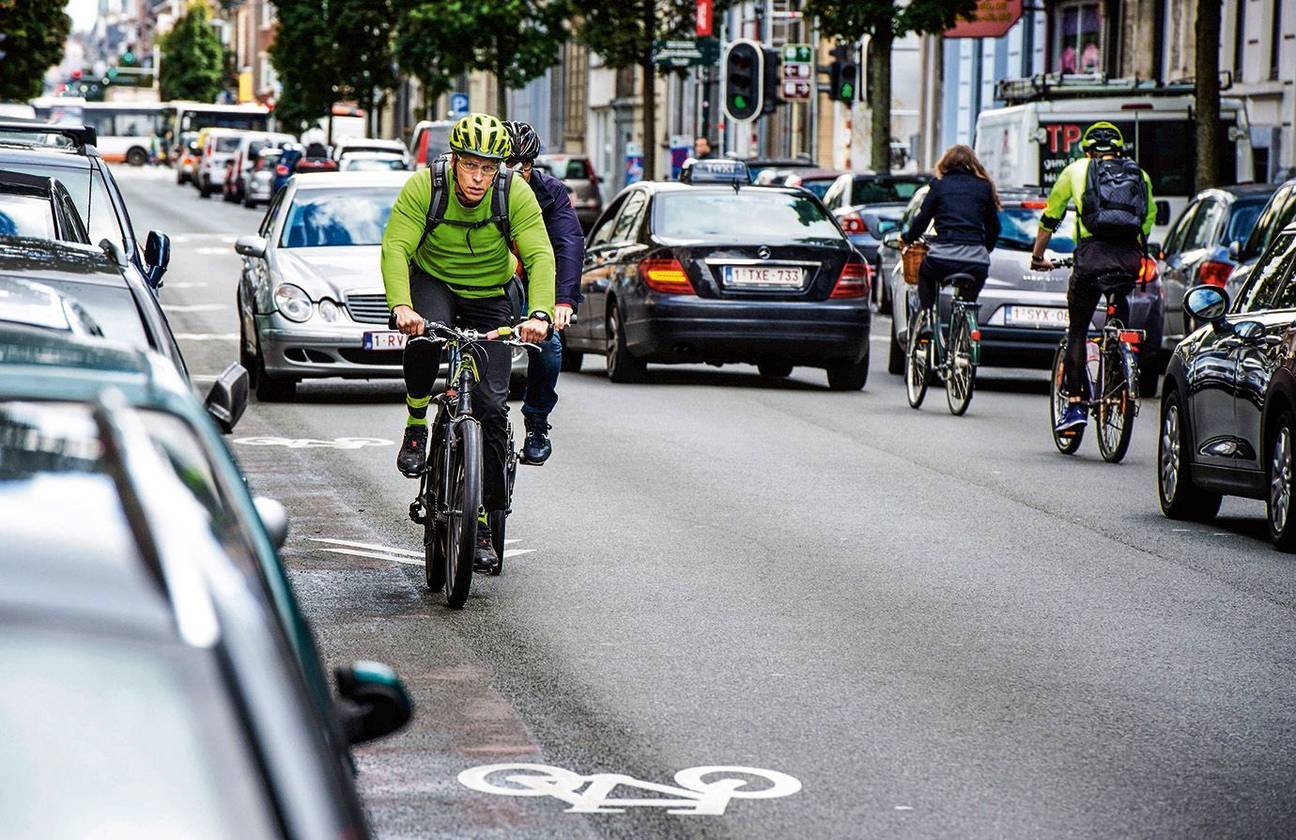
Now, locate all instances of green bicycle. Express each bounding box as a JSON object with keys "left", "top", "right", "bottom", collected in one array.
[{"left": 905, "top": 272, "right": 982, "bottom": 416}]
